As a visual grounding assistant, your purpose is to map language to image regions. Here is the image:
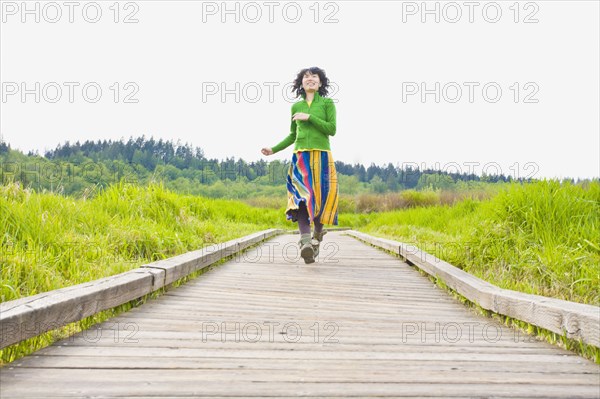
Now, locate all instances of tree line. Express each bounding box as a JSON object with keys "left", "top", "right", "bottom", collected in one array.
[{"left": 0, "top": 136, "right": 546, "bottom": 197}]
